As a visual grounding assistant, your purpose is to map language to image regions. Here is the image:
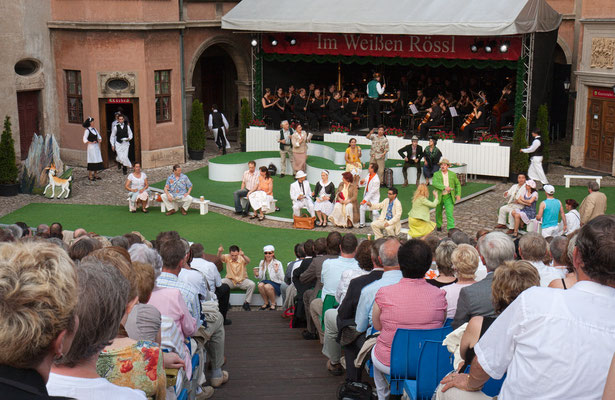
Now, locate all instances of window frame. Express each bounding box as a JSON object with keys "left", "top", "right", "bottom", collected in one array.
[
  {"left": 154, "top": 70, "right": 172, "bottom": 123},
  {"left": 65, "top": 70, "right": 83, "bottom": 124}
]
